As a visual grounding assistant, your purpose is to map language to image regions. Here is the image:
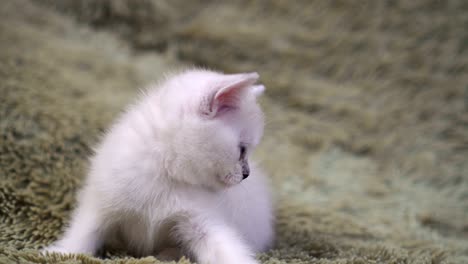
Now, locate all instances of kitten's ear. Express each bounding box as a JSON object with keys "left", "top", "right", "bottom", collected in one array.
[
  {"left": 251, "top": 85, "right": 265, "bottom": 97},
  {"left": 201, "top": 72, "right": 259, "bottom": 117}
]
